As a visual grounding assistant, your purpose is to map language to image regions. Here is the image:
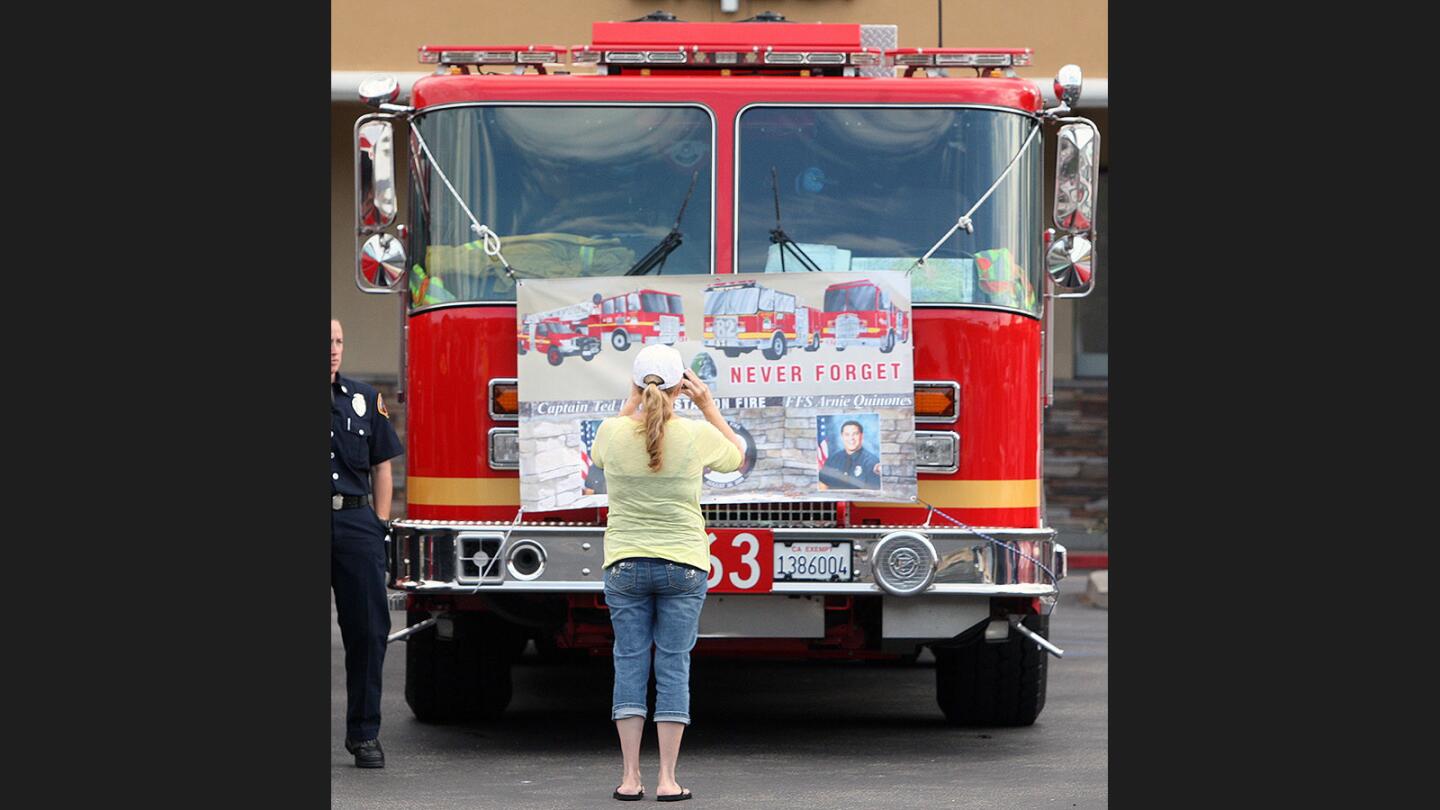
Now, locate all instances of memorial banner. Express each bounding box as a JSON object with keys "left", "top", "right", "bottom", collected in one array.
[{"left": 516, "top": 272, "right": 916, "bottom": 510}]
